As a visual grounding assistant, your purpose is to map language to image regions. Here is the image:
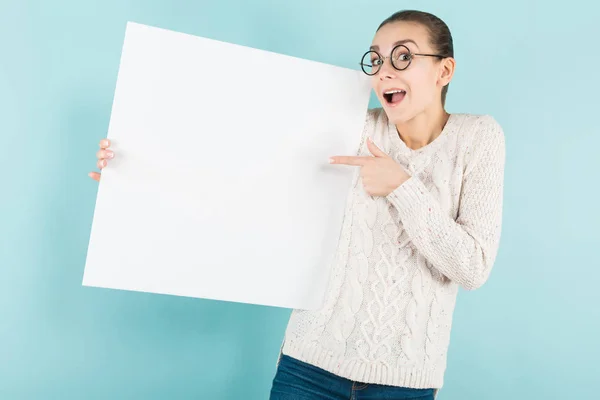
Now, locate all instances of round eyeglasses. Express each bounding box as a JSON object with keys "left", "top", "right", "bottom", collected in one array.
[{"left": 360, "top": 44, "right": 446, "bottom": 76}]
